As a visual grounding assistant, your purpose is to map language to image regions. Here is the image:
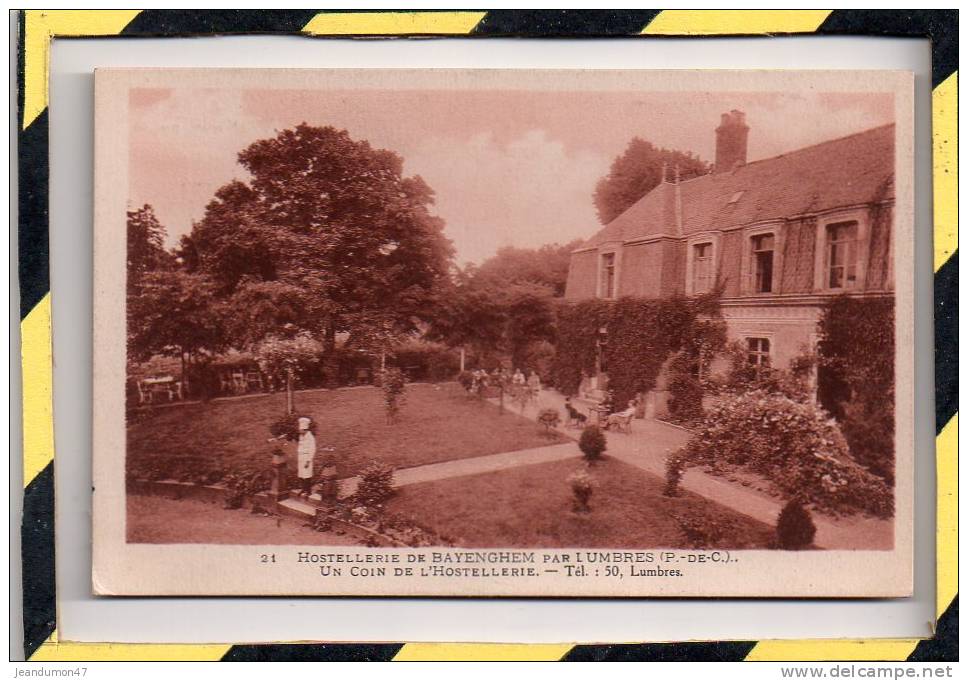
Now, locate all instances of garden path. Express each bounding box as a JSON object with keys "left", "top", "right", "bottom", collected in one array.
[
  {"left": 504, "top": 390, "right": 894, "bottom": 551},
  {"left": 335, "top": 441, "right": 580, "bottom": 499}
]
